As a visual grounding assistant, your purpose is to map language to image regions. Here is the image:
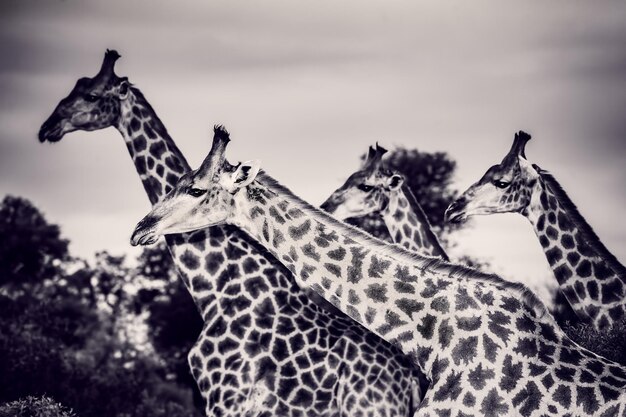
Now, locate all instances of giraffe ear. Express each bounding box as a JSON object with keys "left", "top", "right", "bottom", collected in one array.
[
  {"left": 388, "top": 174, "right": 403, "bottom": 190},
  {"left": 117, "top": 80, "right": 130, "bottom": 100},
  {"left": 226, "top": 160, "right": 261, "bottom": 191}
]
